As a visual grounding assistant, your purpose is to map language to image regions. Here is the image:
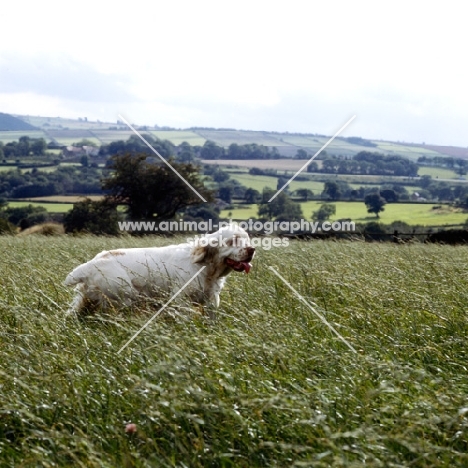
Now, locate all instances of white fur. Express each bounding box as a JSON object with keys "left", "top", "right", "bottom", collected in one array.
[{"left": 64, "top": 226, "right": 255, "bottom": 315}]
